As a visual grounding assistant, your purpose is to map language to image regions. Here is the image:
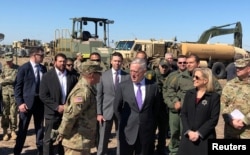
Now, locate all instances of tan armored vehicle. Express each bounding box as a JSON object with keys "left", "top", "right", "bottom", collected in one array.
[{"left": 115, "top": 22, "right": 249, "bottom": 79}]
